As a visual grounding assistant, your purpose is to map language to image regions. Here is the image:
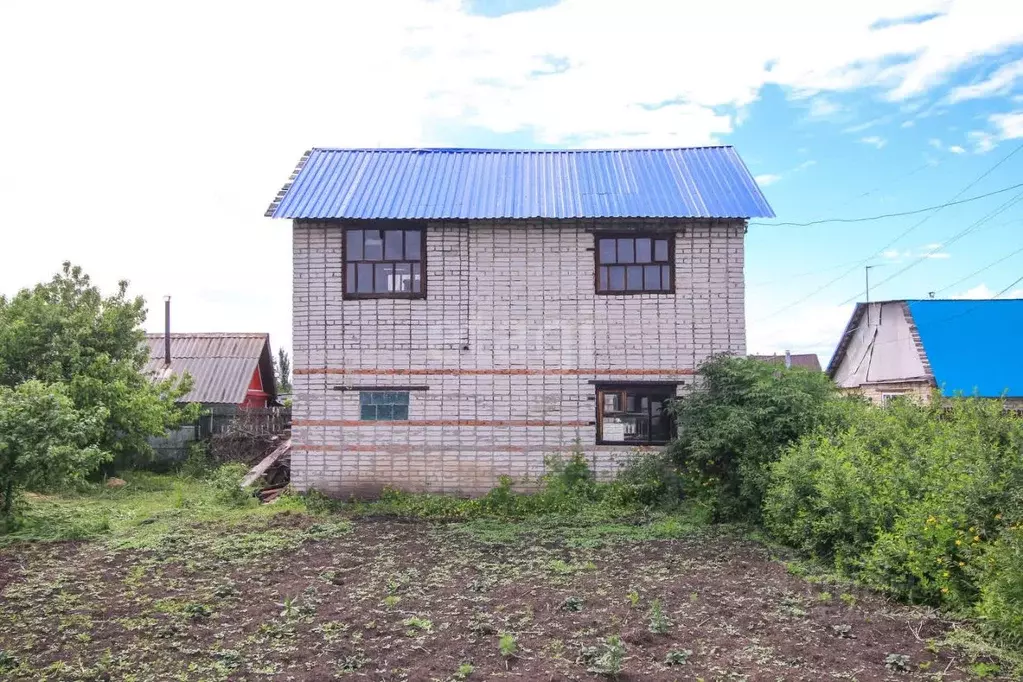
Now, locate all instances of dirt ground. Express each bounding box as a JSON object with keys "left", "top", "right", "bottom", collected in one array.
[{"left": 0, "top": 513, "right": 1002, "bottom": 681}]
